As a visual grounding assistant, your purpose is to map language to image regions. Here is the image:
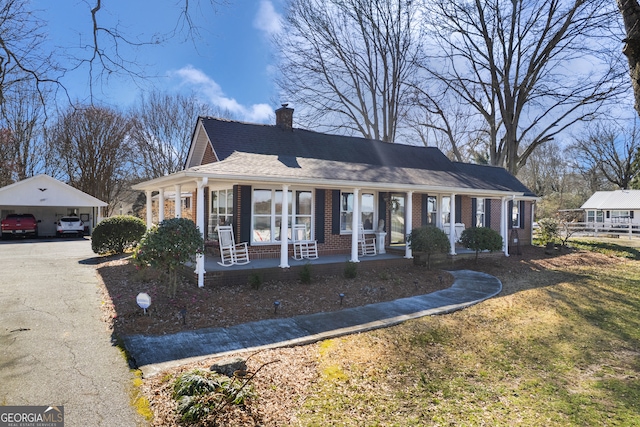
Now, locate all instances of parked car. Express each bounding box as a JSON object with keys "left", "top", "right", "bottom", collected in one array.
[
  {"left": 1, "top": 213, "right": 38, "bottom": 238},
  {"left": 56, "top": 216, "right": 85, "bottom": 237}
]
